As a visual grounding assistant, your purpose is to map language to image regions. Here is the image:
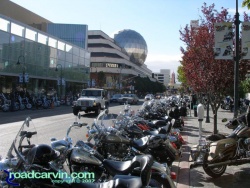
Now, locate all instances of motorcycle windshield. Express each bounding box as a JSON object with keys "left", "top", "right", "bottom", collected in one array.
[
  {"left": 94, "top": 109, "right": 118, "bottom": 131},
  {"left": 11, "top": 117, "right": 38, "bottom": 165}
]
